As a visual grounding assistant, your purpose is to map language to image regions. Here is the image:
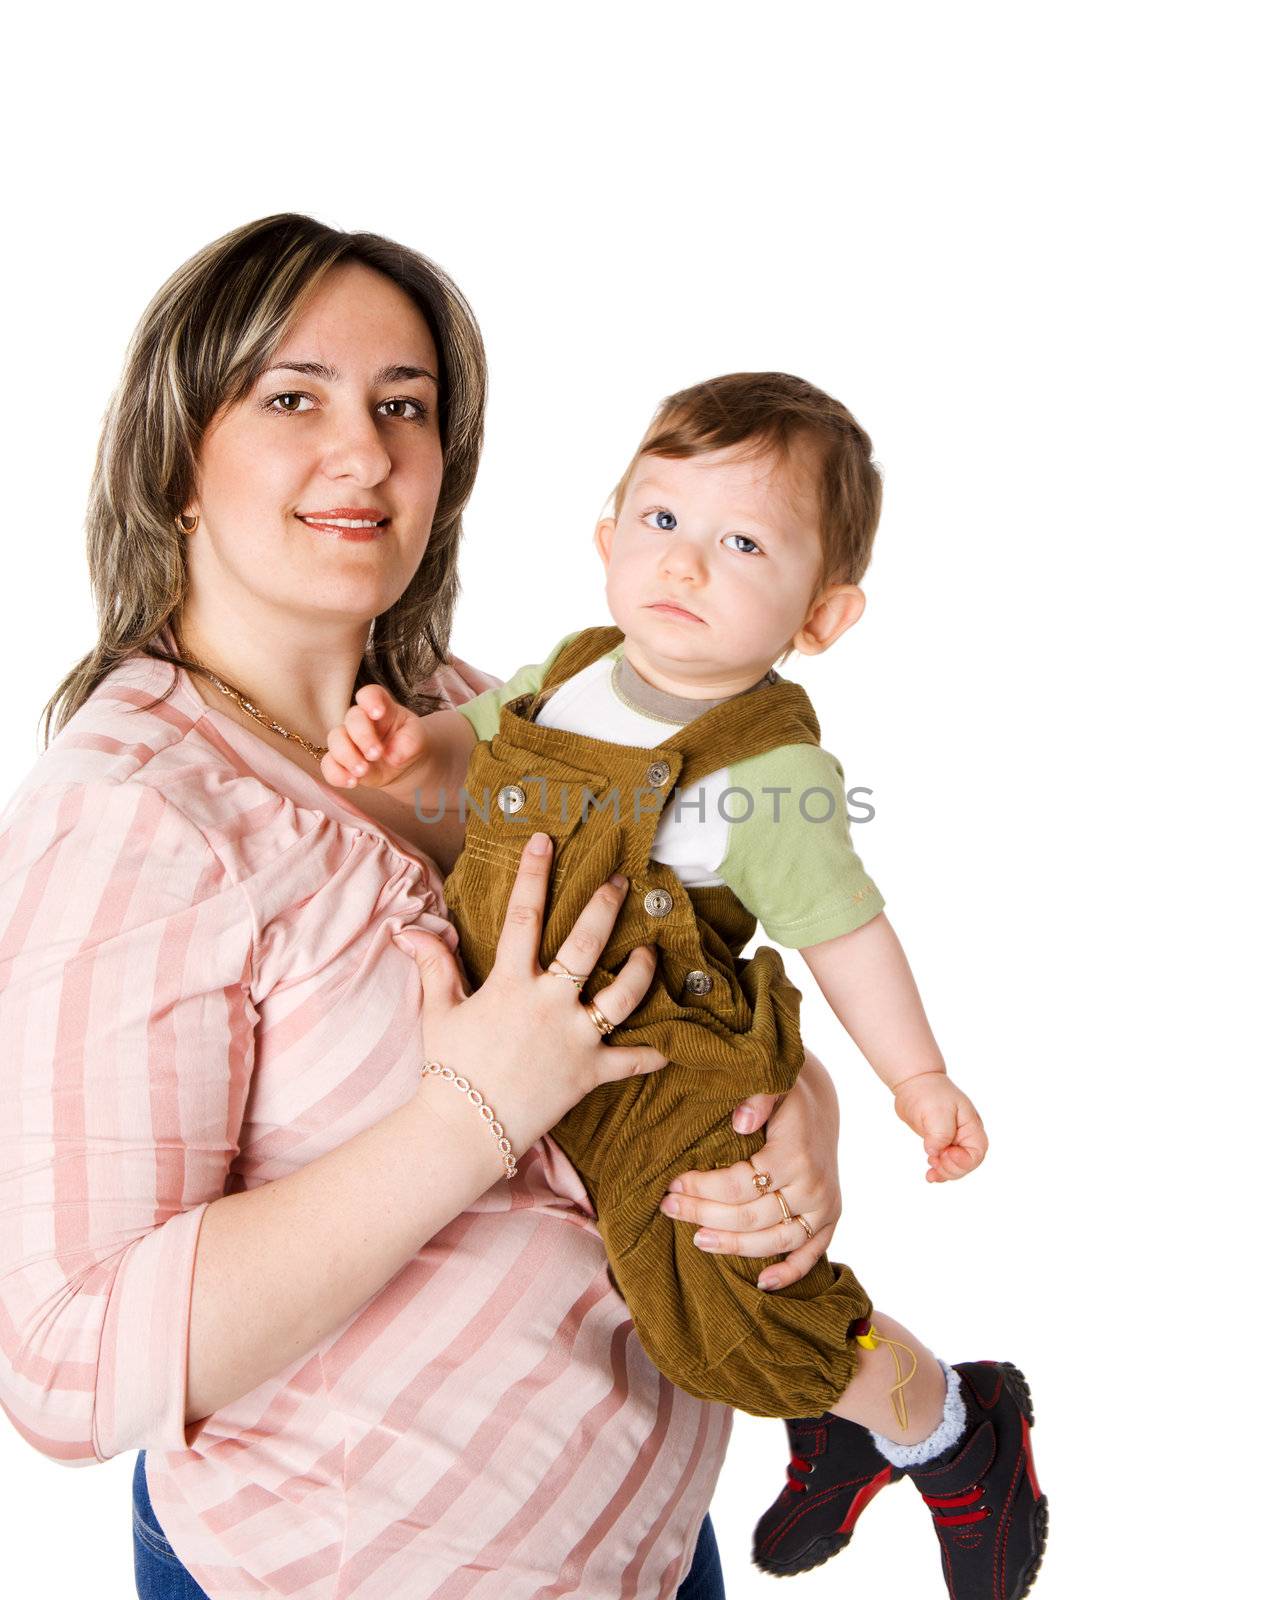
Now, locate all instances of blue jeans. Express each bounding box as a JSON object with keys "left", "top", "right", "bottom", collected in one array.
[
  {"left": 132, "top": 1452, "right": 212, "bottom": 1599},
  {"left": 133, "top": 1450, "right": 724, "bottom": 1598}
]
